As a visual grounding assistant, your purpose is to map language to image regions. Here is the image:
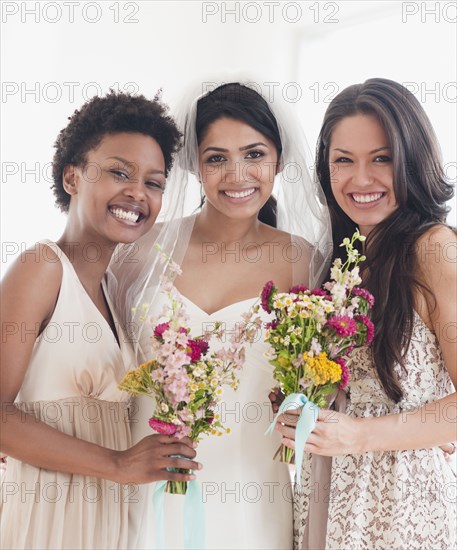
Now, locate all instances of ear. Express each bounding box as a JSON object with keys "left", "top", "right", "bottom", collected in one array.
[{"left": 62, "top": 165, "right": 78, "bottom": 196}]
